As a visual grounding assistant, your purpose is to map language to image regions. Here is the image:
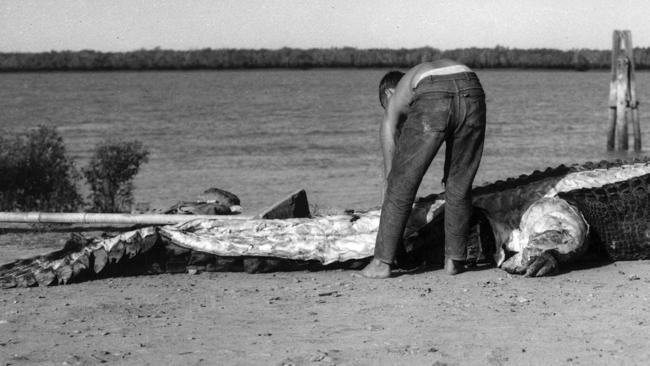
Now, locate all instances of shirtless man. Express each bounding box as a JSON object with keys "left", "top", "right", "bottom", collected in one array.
[{"left": 361, "top": 60, "right": 487, "bottom": 278}]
